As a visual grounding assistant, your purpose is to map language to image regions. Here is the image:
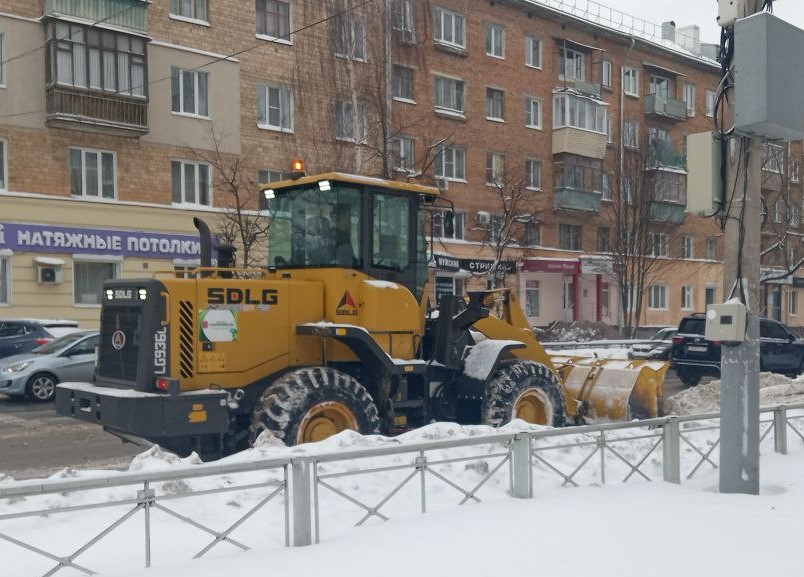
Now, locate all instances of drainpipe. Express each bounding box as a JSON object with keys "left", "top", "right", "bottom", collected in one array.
[{"left": 384, "top": 0, "right": 393, "bottom": 178}]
